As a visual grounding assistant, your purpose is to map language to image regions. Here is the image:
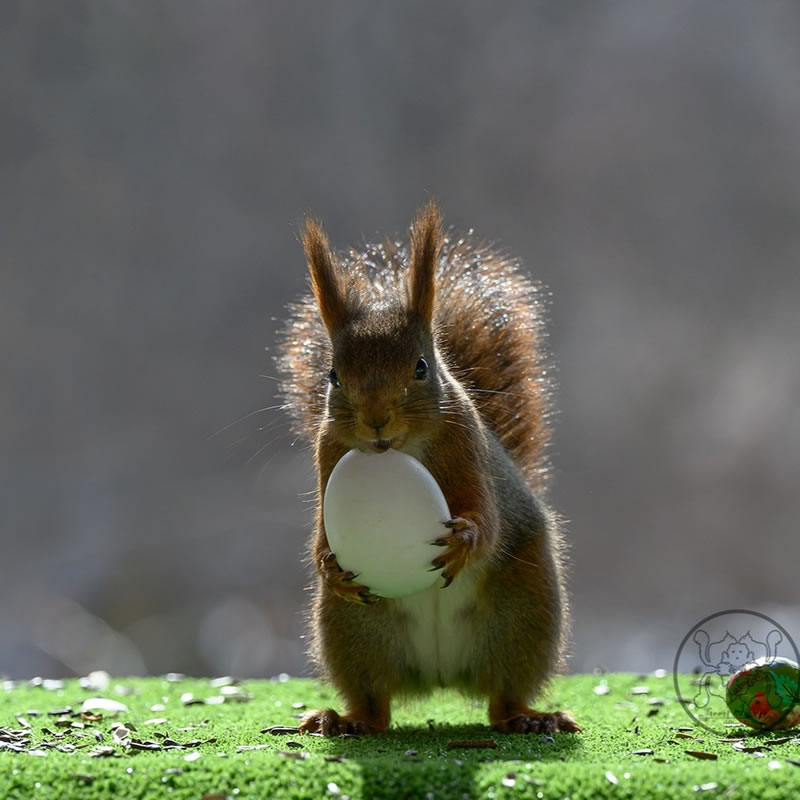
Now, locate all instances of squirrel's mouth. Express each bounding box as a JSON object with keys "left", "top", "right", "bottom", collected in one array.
[{"left": 358, "top": 430, "right": 408, "bottom": 453}]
